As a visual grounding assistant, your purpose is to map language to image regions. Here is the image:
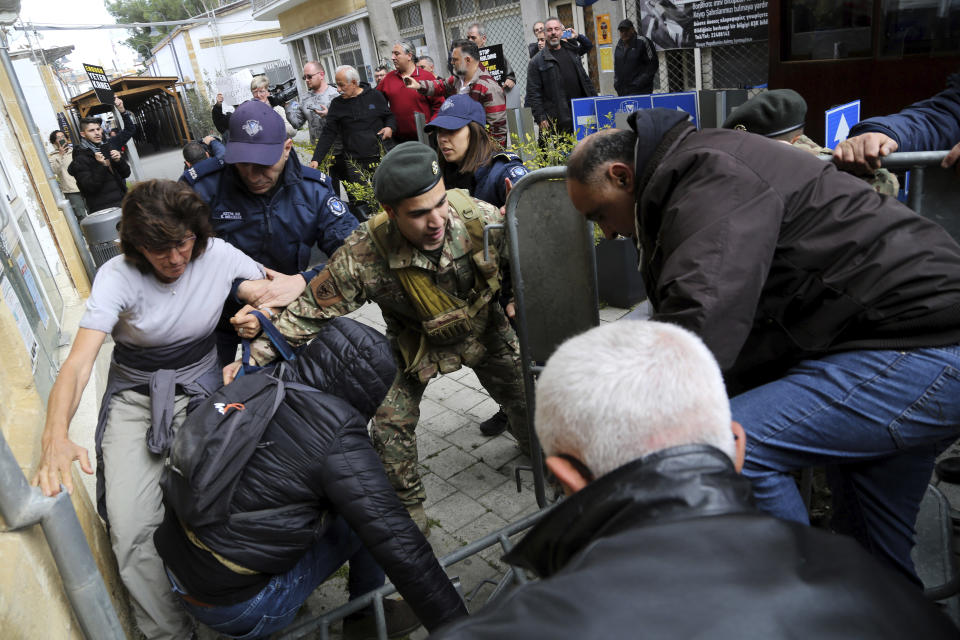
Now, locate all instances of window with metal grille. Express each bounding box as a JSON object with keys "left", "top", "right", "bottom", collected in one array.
[
  {"left": 395, "top": 3, "right": 423, "bottom": 30},
  {"left": 332, "top": 23, "right": 360, "bottom": 48},
  {"left": 310, "top": 31, "right": 333, "bottom": 55},
  {"left": 338, "top": 48, "right": 369, "bottom": 84},
  {"left": 291, "top": 39, "right": 307, "bottom": 72}
]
